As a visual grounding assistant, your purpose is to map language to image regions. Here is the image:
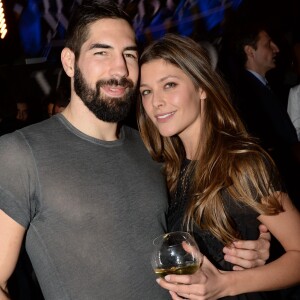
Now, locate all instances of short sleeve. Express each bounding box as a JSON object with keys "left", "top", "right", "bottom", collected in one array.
[{"left": 0, "top": 132, "right": 38, "bottom": 228}]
